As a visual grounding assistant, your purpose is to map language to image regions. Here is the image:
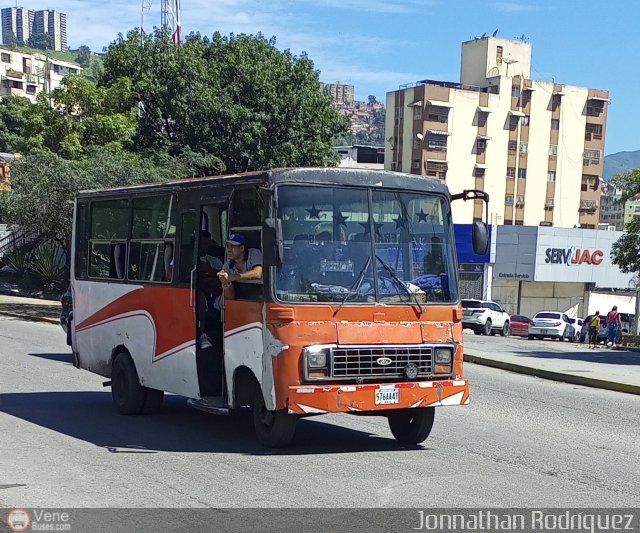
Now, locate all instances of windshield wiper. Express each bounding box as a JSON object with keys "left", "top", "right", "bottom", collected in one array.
[
  {"left": 333, "top": 256, "right": 372, "bottom": 317},
  {"left": 375, "top": 255, "right": 424, "bottom": 314}
]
